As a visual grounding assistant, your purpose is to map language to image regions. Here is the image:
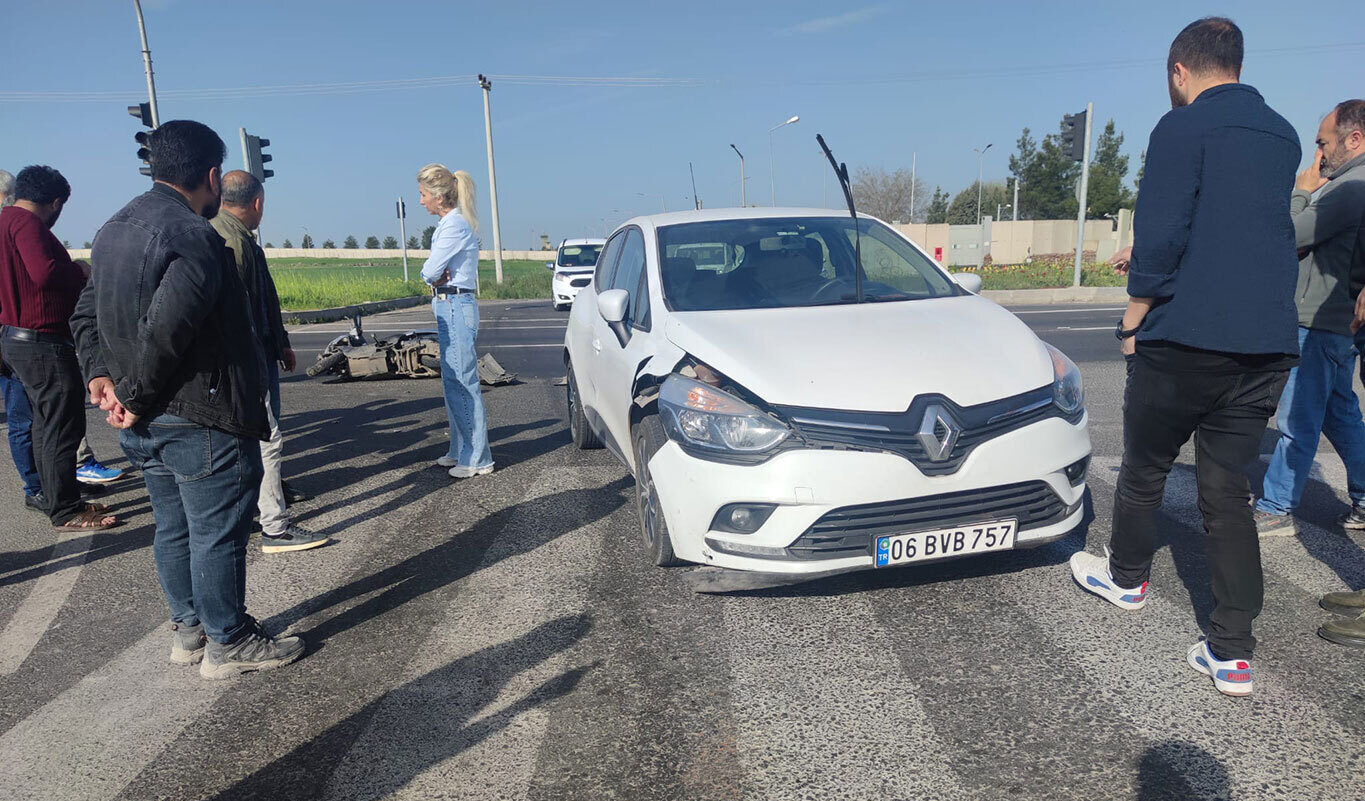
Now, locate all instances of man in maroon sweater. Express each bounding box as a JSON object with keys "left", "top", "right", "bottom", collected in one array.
[{"left": 0, "top": 166, "right": 116, "bottom": 530}]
